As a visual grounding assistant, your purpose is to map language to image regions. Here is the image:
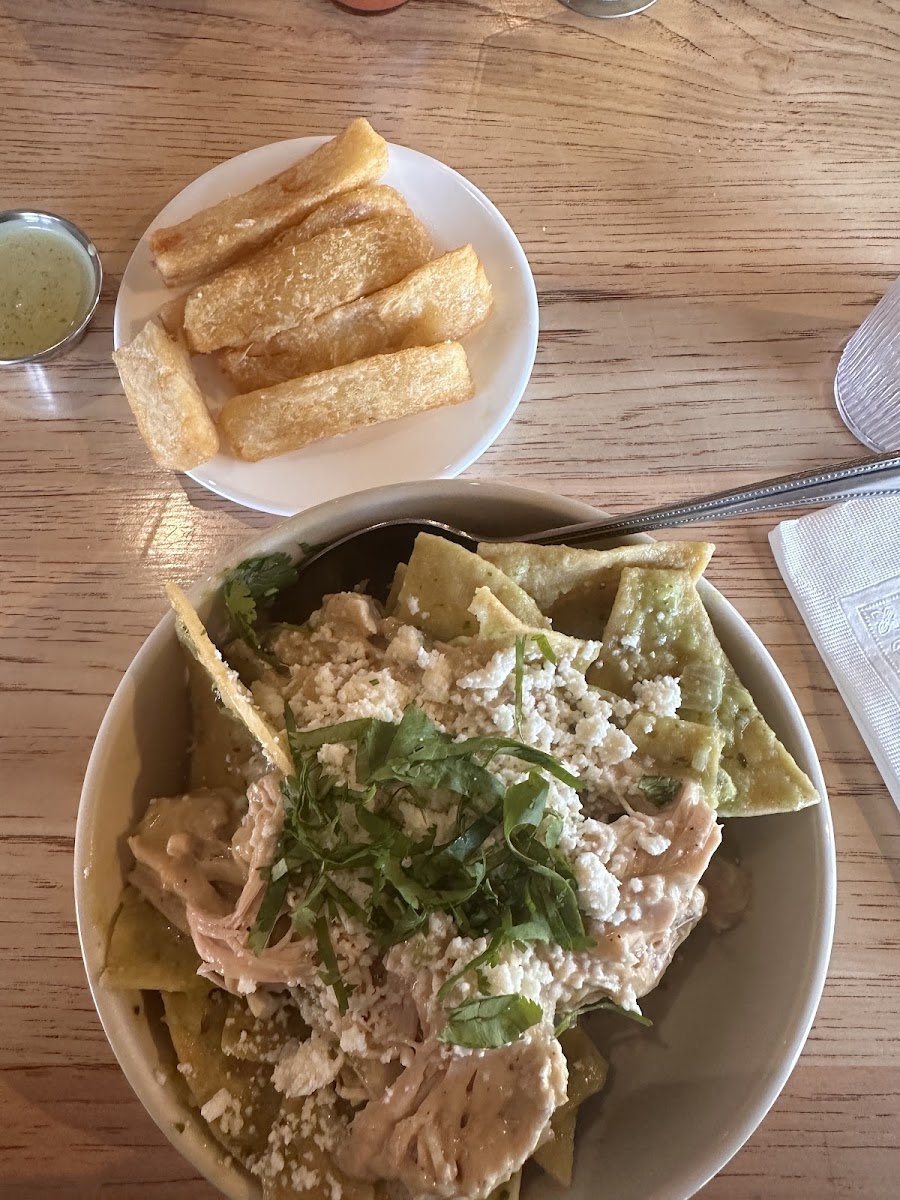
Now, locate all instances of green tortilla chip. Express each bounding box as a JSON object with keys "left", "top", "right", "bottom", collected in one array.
[
  {"left": 594, "top": 567, "right": 819, "bottom": 816},
  {"left": 257, "top": 1099, "right": 379, "bottom": 1200},
  {"left": 394, "top": 533, "right": 547, "bottom": 641},
  {"left": 163, "top": 988, "right": 281, "bottom": 1161},
  {"left": 187, "top": 653, "right": 255, "bottom": 790},
  {"left": 714, "top": 666, "right": 822, "bottom": 817},
  {"left": 221, "top": 1003, "right": 311, "bottom": 1063},
  {"left": 167, "top": 582, "right": 292, "bottom": 776},
  {"left": 625, "top": 714, "right": 723, "bottom": 805},
  {"left": 103, "top": 886, "right": 204, "bottom": 992},
  {"left": 469, "top": 587, "right": 598, "bottom": 672},
  {"left": 477, "top": 540, "right": 714, "bottom": 639},
  {"left": 384, "top": 561, "right": 407, "bottom": 615},
  {"left": 533, "top": 1027, "right": 607, "bottom": 1187}
]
